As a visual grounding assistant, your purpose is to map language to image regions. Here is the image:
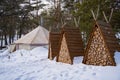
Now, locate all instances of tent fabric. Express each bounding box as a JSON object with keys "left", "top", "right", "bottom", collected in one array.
[
  {"left": 15, "top": 26, "right": 49, "bottom": 44},
  {"left": 9, "top": 44, "right": 16, "bottom": 52},
  {"left": 10, "top": 26, "right": 49, "bottom": 52}
]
